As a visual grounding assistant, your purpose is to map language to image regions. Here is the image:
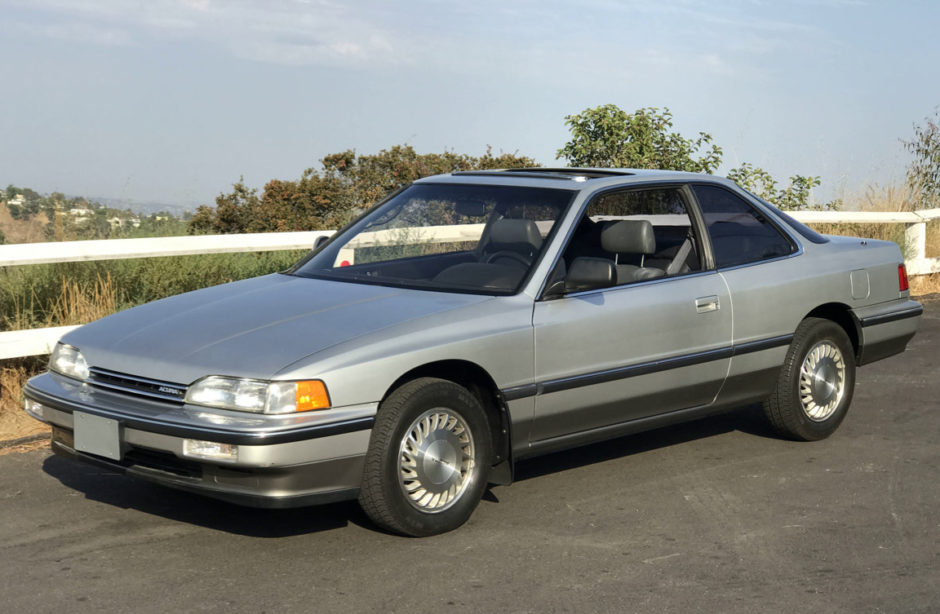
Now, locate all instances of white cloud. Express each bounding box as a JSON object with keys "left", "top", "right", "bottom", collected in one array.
[
  {"left": 5, "top": 0, "right": 841, "bottom": 77},
  {"left": 10, "top": 0, "right": 407, "bottom": 66},
  {"left": 18, "top": 21, "right": 133, "bottom": 46},
  {"left": 699, "top": 53, "right": 733, "bottom": 76}
]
